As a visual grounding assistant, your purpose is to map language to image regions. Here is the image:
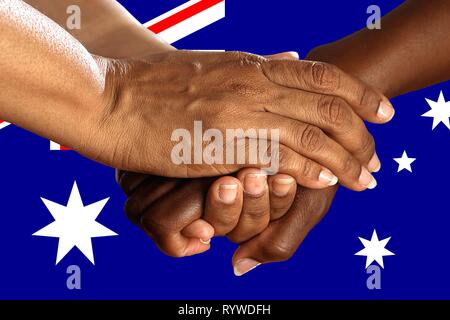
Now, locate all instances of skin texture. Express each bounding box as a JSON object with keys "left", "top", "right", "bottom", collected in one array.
[
  {"left": 25, "top": 0, "right": 175, "bottom": 58},
  {"left": 2, "top": 0, "right": 390, "bottom": 191},
  {"left": 119, "top": 0, "right": 450, "bottom": 275},
  {"left": 100, "top": 50, "right": 385, "bottom": 191},
  {"left": 308, "top": 0, "right": 450, "bottom": 98},
  {"left": 19, "top": 0, "right": 450, "bottom": 274}
]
